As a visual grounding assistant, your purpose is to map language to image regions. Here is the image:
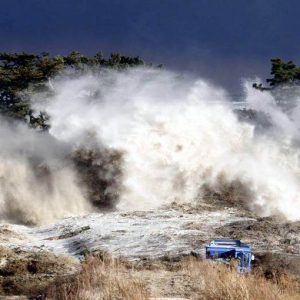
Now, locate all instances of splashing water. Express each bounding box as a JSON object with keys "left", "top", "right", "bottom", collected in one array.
[
  {"left": 32, "top": 68, "right": 300, "bottom": 221},
  {"left": 0, "top": 67, "right": 300, "bottom": 224}
]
